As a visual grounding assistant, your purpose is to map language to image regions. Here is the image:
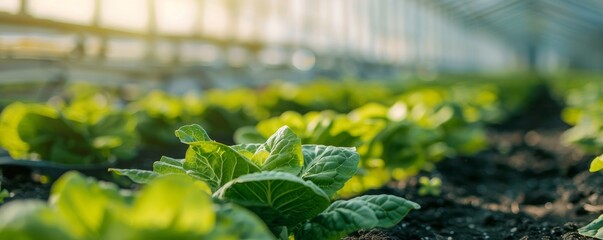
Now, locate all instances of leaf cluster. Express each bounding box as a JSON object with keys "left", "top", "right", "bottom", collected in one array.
[
  {"left": 0, "top": 172, "right": 273, "bottom": 239},
  {"left": 112, "top": 124, "right": 419, "bottom": 239},
  {"left": 0, "top": 98, "right": 137, "bottom": 164}
]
